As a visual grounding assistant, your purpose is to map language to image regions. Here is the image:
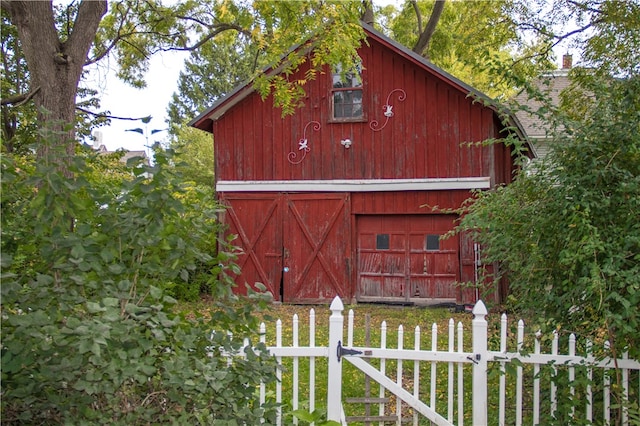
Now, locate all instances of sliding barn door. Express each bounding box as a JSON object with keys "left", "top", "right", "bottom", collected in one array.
[
  {"left": 219, "top": 194, "right": 282, "bottom": 298},
  {"left": 283, "top": 193, "right": 352, "bottom": 303}
]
